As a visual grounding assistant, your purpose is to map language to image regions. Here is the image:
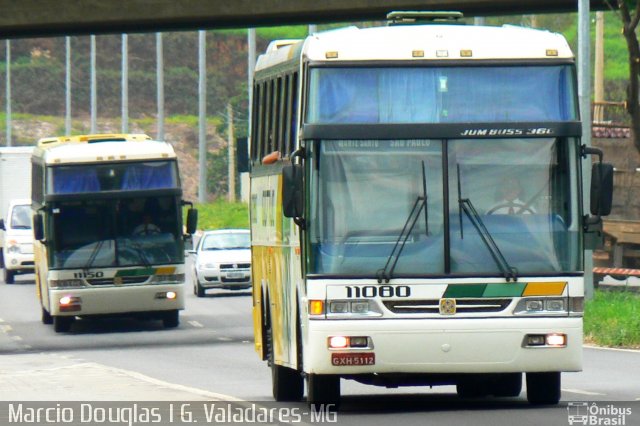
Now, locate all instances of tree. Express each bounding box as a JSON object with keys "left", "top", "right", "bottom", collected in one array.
[{"left": 612, "top": 1, "right": 640, "bottom": 151}]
